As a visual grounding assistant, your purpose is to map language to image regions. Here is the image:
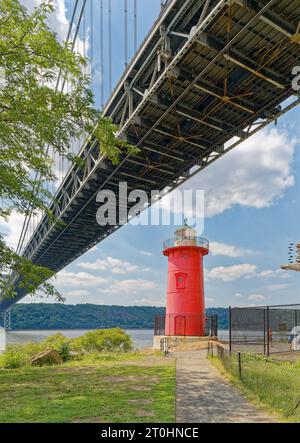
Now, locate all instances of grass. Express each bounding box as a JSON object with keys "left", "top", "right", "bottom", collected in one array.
[
  {"left": 0, "top": 353, "right": 176, "bottom": 423},
  {"left": 209, "top": 353, "right": 300, "bottom": 422}
]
